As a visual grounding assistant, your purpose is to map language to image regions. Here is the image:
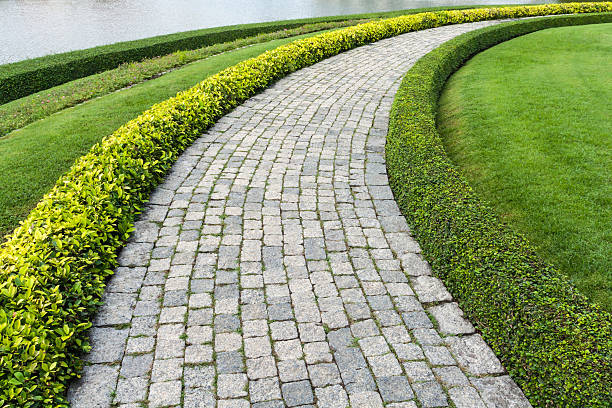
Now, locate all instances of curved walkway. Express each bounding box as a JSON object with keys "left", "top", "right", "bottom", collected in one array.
[{"left": 68, "top": 21, "right": 532, "bottom": 408}]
